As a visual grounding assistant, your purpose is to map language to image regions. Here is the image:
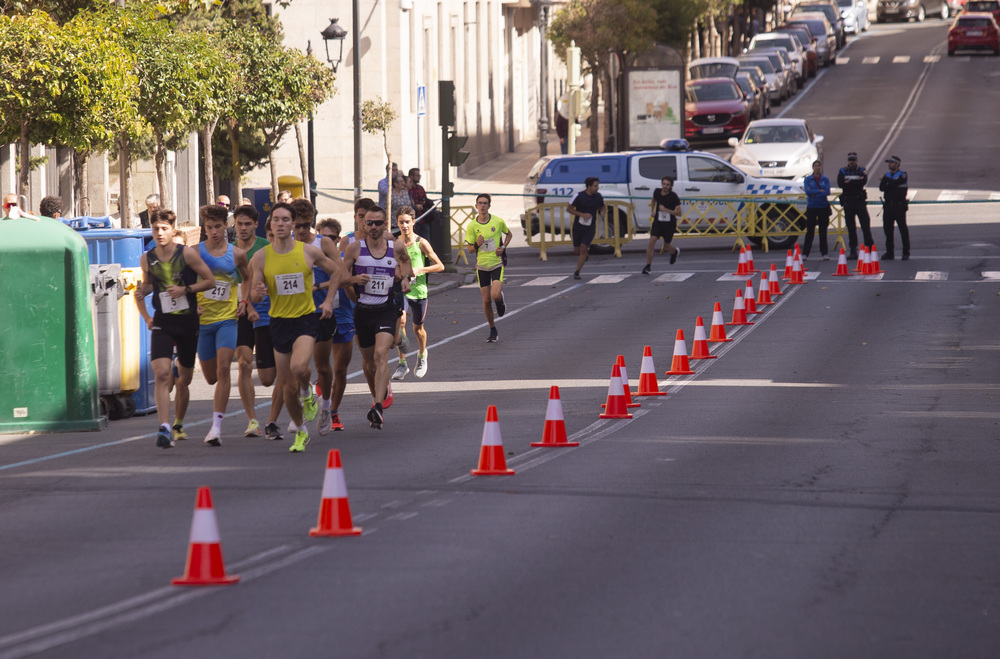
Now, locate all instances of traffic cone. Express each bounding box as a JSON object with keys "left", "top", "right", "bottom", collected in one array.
[
  {"left": 832, "top": 248, "right": 852, "bottom": 276},
  {"left": 172, "top": 487, "right": 240, "bottom": 586},
  {"left": 733, "top": 247, "right": 748, "bottom": 275},
  {"left": 769, "top": 263, "right": 784, "bottom": 296},
  {"left": 745, "top": 246, "right": 757, "bottom": 272},
  {"left": 870, "top": 248, "right": 882, "bottom": 274},
  {"left": 782, "top": 249, "right": 794, "bottom": 278},
  {"left": 756, "top": 271, "right": 773, "bottom": 306},
  {"left": 860, "top": 247, "right": 872, "bottom": 274},
  {"left": 471, "top": 405, "right": 515, "bottom": 475},
  {"left": 708, "top": 302, "right": 733, "bottom": 342},
  {"left": 602, "top": 355, "right": 641, "bottom": 409},
  {"left": 634, "top": 346, "right": 668, "bottom": 396},
  {"left": 744, "top": 279, "right": 759, "bottom": 314},
  {"left": 599, "top": 363, "right": 633, "bottom": 419},
  {"left": 309, "top": 450, "right": 362, "bottom": 537},
  {"left": 727, "top": 290, "right": 754, "bottom": 326},
  {"left": 789, "top": 257, "right": 805, "bottom": 284},
  {"left": 690, "top": 317, "right": 717, "bottom": 360},
  {"left": 665, "top": 329, "right": 695, "bottom": 375},
  {"left": 532, "top": 386, "right": 579, "bottom": 447},
  {"left": 854, "top": 246, "right": 866, "bottom": 272}
]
